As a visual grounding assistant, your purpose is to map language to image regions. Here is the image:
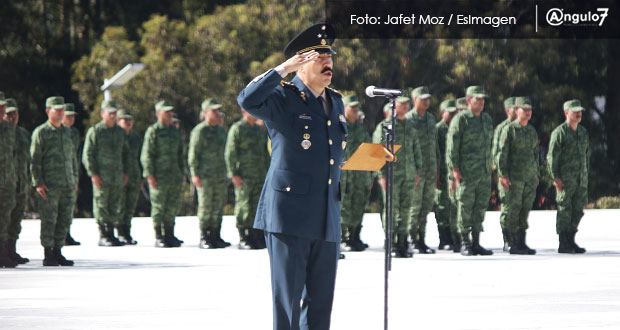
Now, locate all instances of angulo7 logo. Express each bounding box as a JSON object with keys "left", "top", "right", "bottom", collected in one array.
[{"left": 546, "top": 8, "right": 609, "bottom": 27}]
